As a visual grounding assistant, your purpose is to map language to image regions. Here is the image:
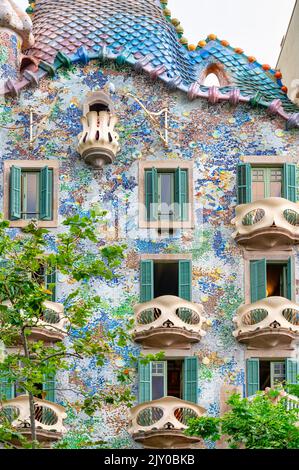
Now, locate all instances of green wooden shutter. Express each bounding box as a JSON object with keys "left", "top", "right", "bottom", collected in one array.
[
  {"left": 145, "top": 168, "right": 158, "bottom": 221},
  {"left": 46, "top": 267, "right": 57, "bottom": 302},
  {"left": 287, "top": 257, "right": 293, "bottom": 301},
  {"left": 183, "top": 357, "right": 198, "bottom": 403},
  {"left": 286, "top": 359, "right": 299, "bottom": 385},
  {"left": 283, "top": 164, "right": 297, "bottom": 202},
  {"left": 179, "top": 260, "right": 192, "bottom": 301},
  {"left": 39, "top": 167, "right": 53, "bottom": 220},
  {"left": 237, "top": 163, "right": 251, "bottom": 205},
  {"left": 43, "top": 373, "right": 56, "bottom": 402},
  {"left": 250, "top": 259, "right": 267, "bottom": 303},
  {"left": 139, "top": 361, "right": 152, "bottom": 403},
  {"left": 140, "top": 260, "right": 154, "bottom": 302},
  {"left": 9, "top": 166, "right": 21, "bottom": 220},
  {"left": 0, "top": 375, "right": 14, "bottom": 401},
  {"left": 247, "top": 358, "right": 260, "bottom": 396},
  {"left": 175, "top": 168, "right": 188, "bottom": 221}
]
